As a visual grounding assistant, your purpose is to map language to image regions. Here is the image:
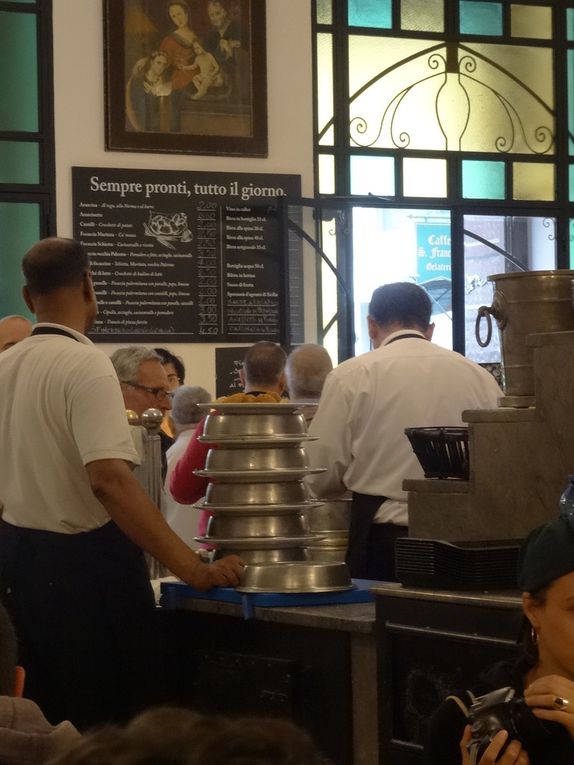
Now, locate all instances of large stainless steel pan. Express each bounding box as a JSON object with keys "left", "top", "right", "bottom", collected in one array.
[
  {"left": 204, "top": 481, "right": 310, "bottom": 506},
  {"left": 206, "top": 512, "right": 309, "bottom": 539},
  {"left": 237, "top": 561, "right": 353, "bottom": 593}
]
